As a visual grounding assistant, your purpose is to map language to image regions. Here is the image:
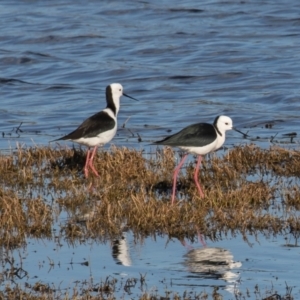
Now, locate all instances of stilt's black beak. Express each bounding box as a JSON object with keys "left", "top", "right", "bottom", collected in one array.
[
  {"left": 233, "top": 127, "right": 249, "bottom": 138},
  {"left": 123, "top": 93, "right": 139, "bottom": 101}
]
